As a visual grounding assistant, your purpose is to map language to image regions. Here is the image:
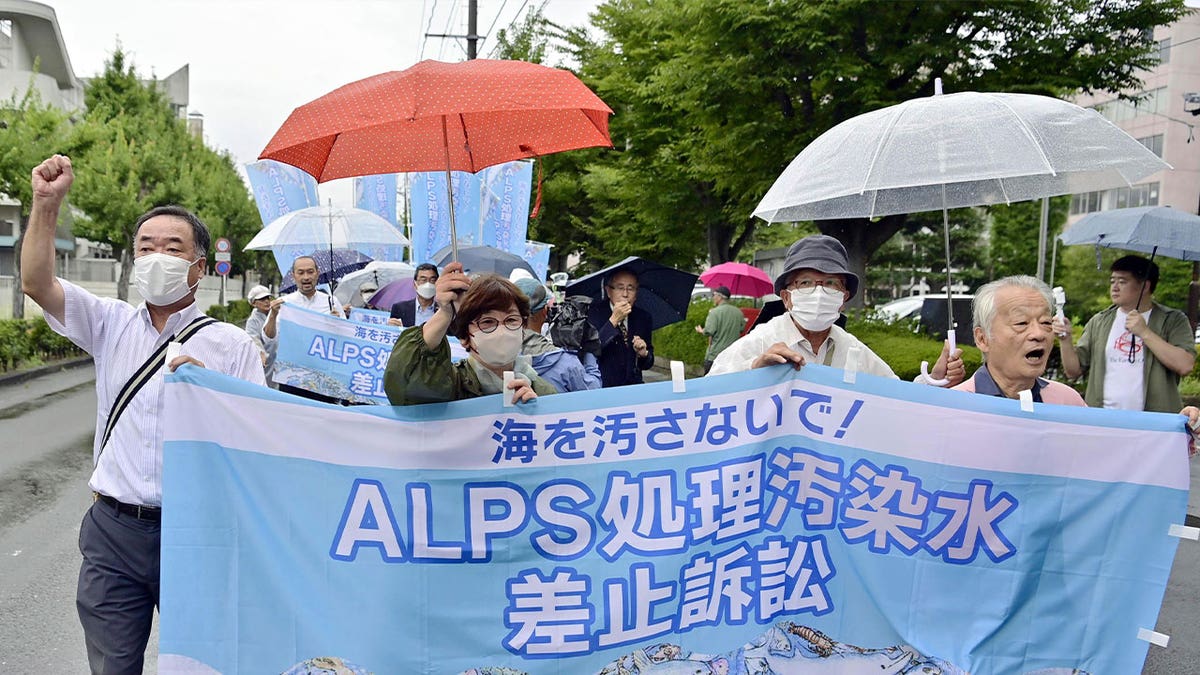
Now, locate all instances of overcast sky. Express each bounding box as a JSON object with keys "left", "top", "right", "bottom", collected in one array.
[{"left": 46, "top": 0, "right": 600, "bottom": 205}]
